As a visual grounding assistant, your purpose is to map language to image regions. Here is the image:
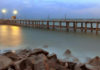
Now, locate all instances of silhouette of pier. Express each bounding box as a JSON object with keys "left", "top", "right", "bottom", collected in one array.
[{"left": 0, "top": 19, "right": 100, "bottom": 34}]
